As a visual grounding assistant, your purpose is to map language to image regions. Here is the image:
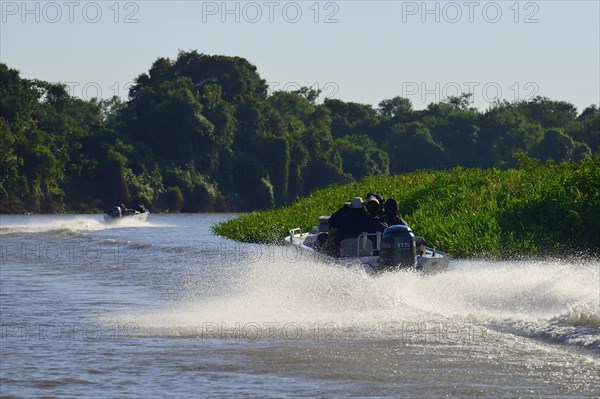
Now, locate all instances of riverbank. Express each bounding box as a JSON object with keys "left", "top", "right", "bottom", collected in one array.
[{"left": 213, "top": 156, "right": 600, "bottom": 259}]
